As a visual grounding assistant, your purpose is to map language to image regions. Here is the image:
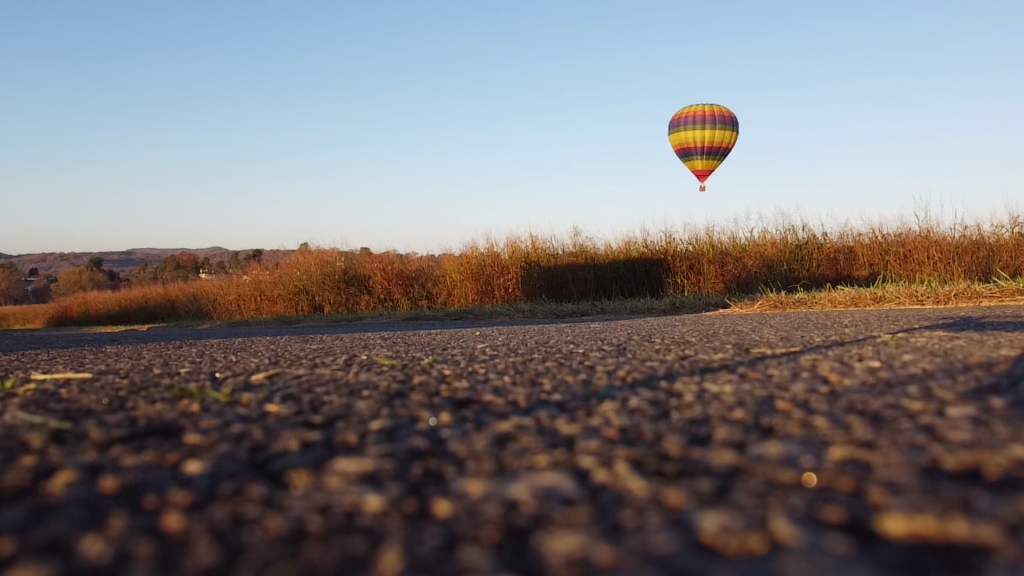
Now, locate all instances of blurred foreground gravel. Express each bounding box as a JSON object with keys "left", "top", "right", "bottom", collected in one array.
[{"left": 2, "top": 306, "right": 1024, "bottom": 576}]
